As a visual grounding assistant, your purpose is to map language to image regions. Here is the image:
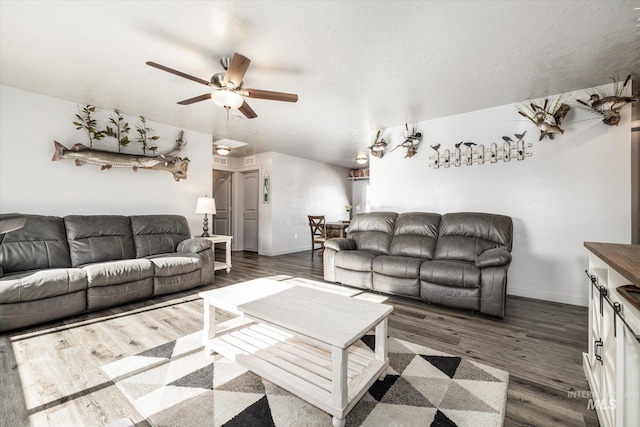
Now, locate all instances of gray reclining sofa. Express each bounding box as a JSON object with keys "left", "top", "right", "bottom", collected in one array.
[
  {"left": 0, "top": 214, "right": 215, "bottom": 331},
  {"left": 323, "top": 211, "right": 513, "bottom": 317}
]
